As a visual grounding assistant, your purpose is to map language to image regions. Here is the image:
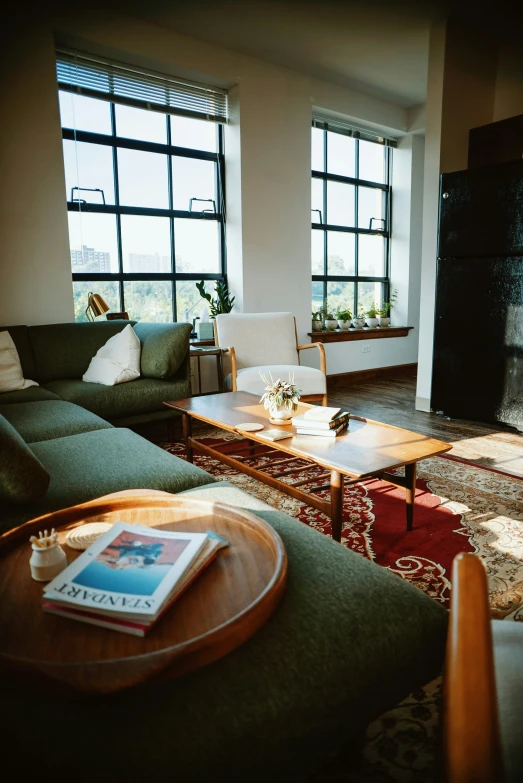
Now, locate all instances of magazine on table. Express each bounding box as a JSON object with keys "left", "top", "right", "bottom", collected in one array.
[{"left": 43, "top": 522, "right": 225, "bottom": 635}]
